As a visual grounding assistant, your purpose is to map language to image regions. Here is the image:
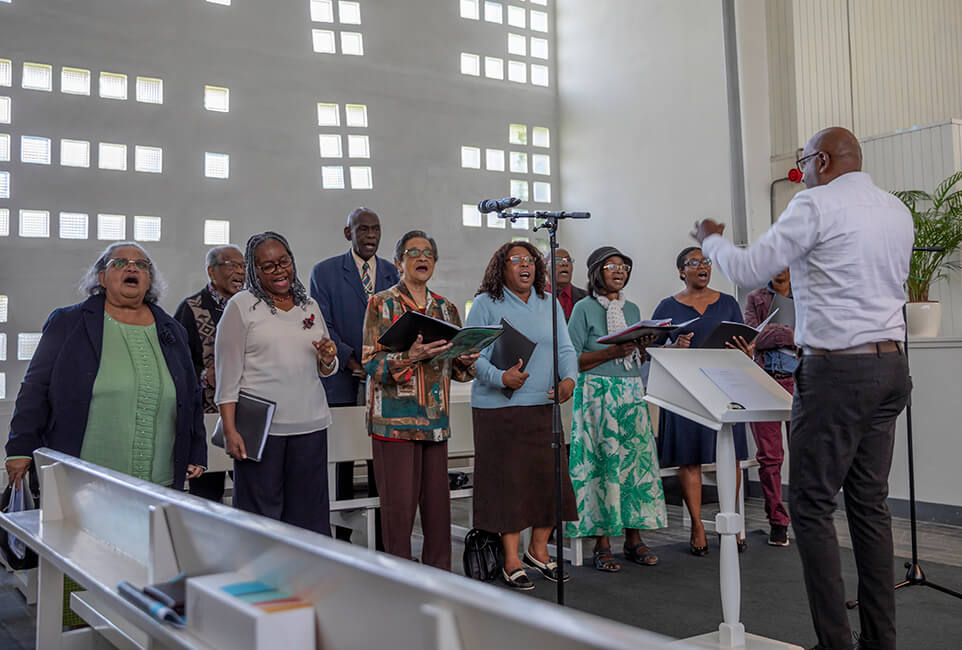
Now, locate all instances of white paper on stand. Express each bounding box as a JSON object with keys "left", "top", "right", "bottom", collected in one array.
[{"left": 700, "top": 367, "right": 789, "bottom": 412}]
